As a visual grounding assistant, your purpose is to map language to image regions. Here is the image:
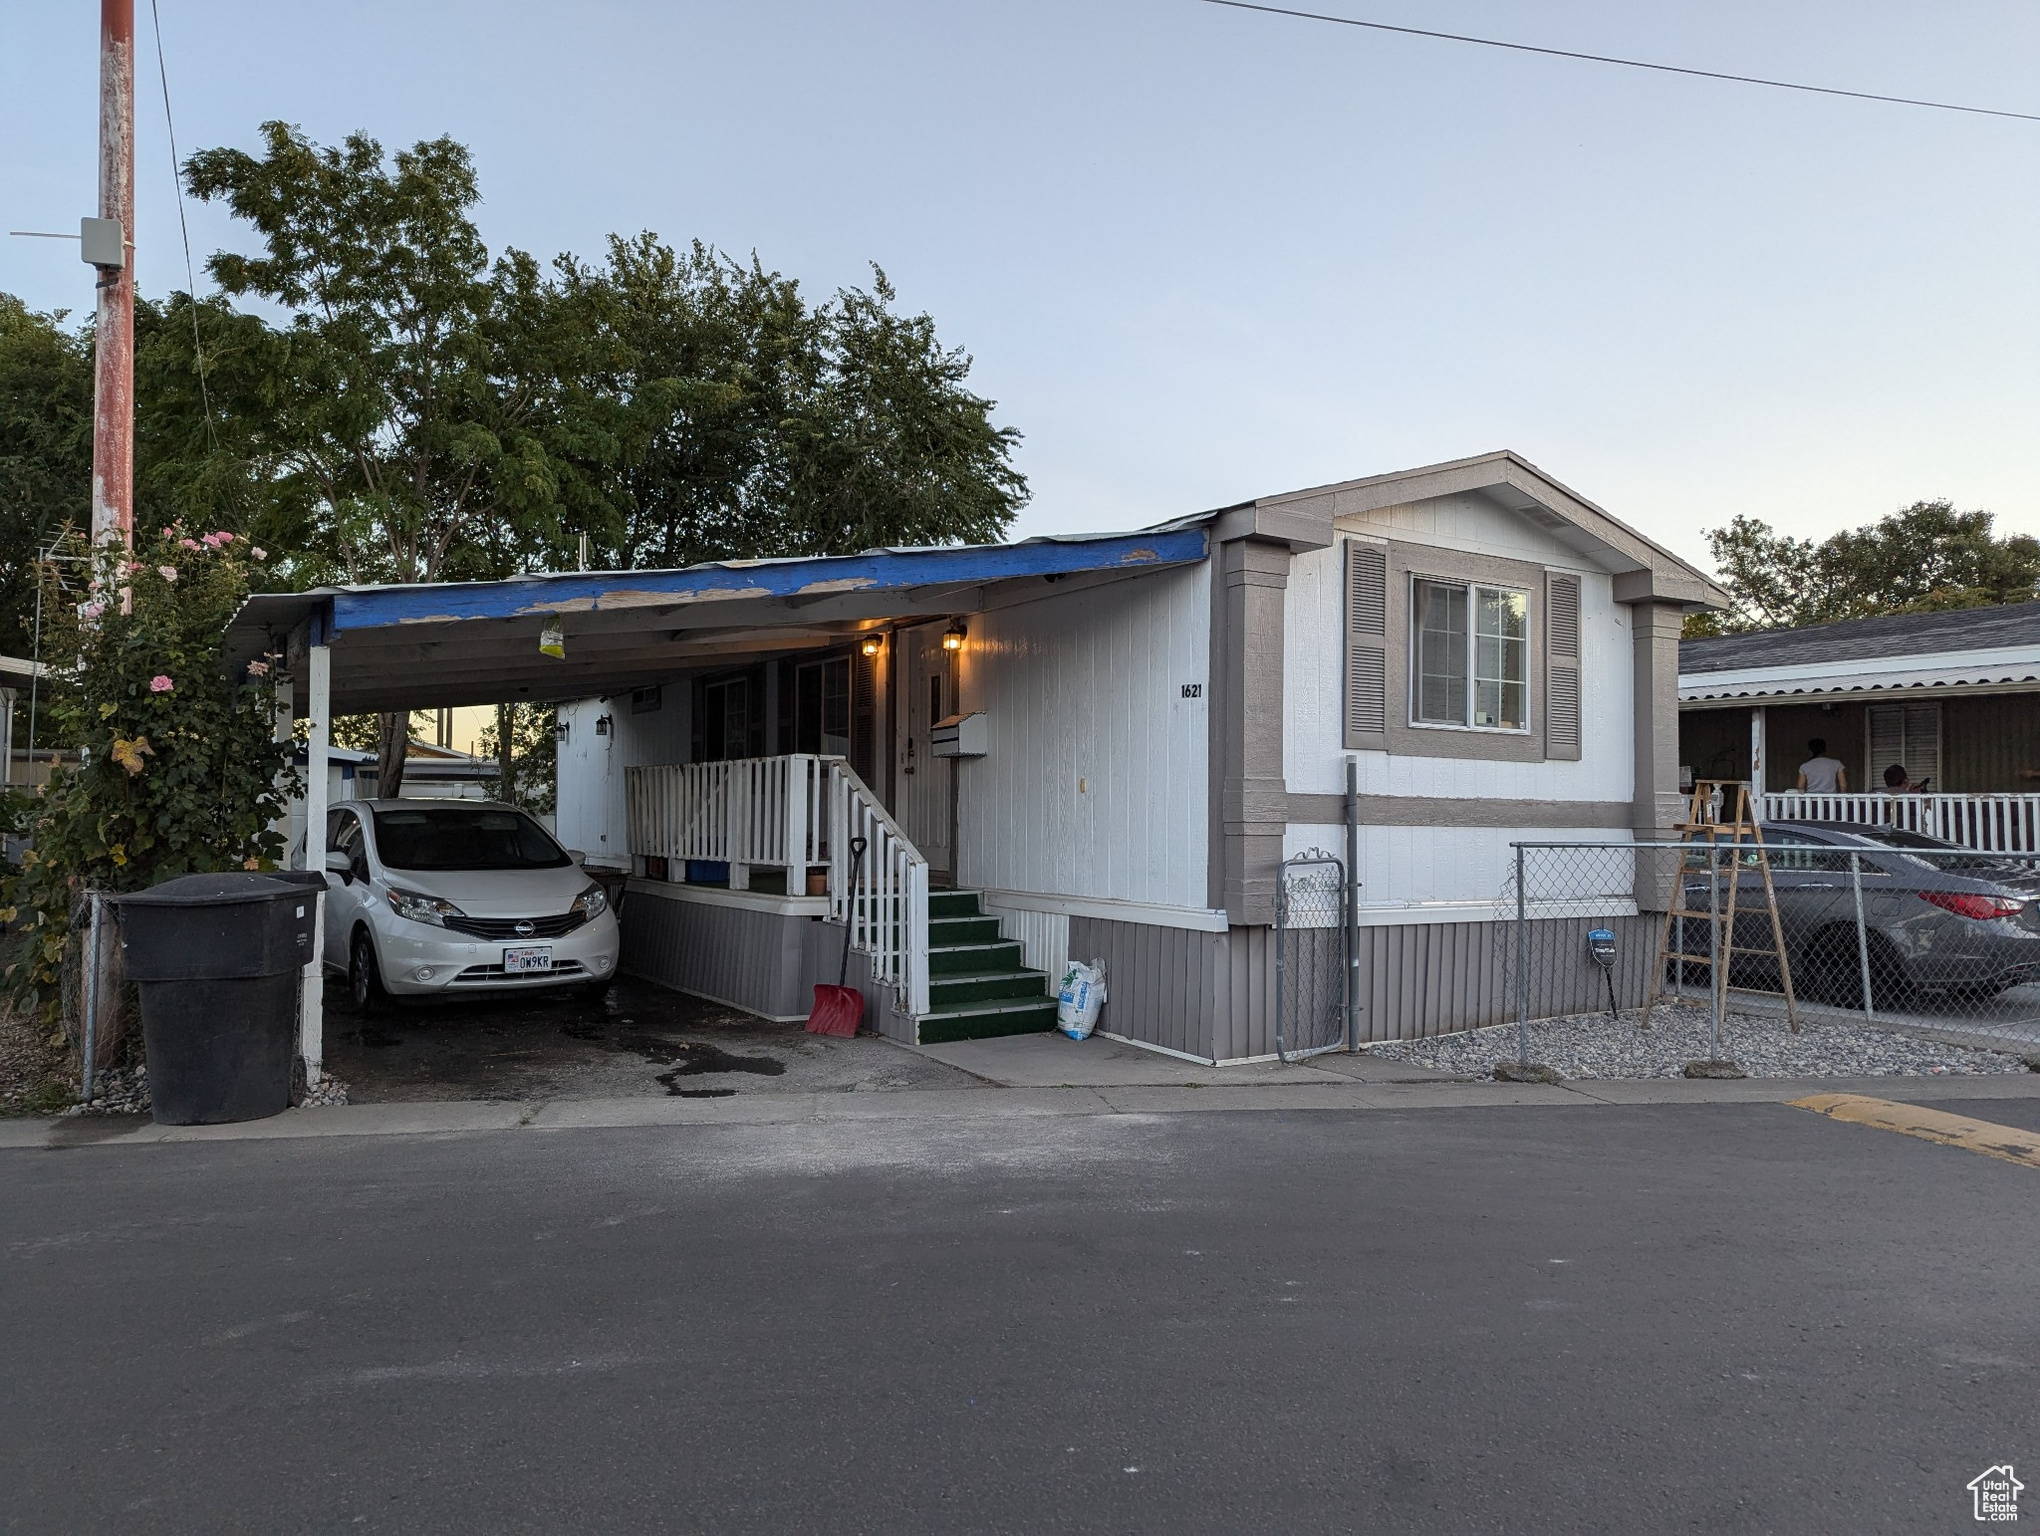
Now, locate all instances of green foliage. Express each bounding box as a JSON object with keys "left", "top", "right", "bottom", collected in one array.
[
  {"left": 0, "top": 297, "right": 92, "bottom": 658},
  {"left": 185, "top": 123, "right": 537, "bottom": 589},
  {"left": 523, "top": 238, "right": 1027, "bottom": 569},
  {"left": 1704, "top": 501, "right": 2040, "bottom": 633},
  {"left": 476, "top": 703, "right": 558, "bottom": 817},
  {"left": 1, "top": 529, "right": 297, "bottom": 1020}
]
